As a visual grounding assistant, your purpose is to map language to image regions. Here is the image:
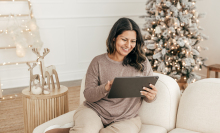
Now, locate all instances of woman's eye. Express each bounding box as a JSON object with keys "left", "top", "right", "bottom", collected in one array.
[{"left": 122, "top": 39, "right": 126, "bottom": 41}]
